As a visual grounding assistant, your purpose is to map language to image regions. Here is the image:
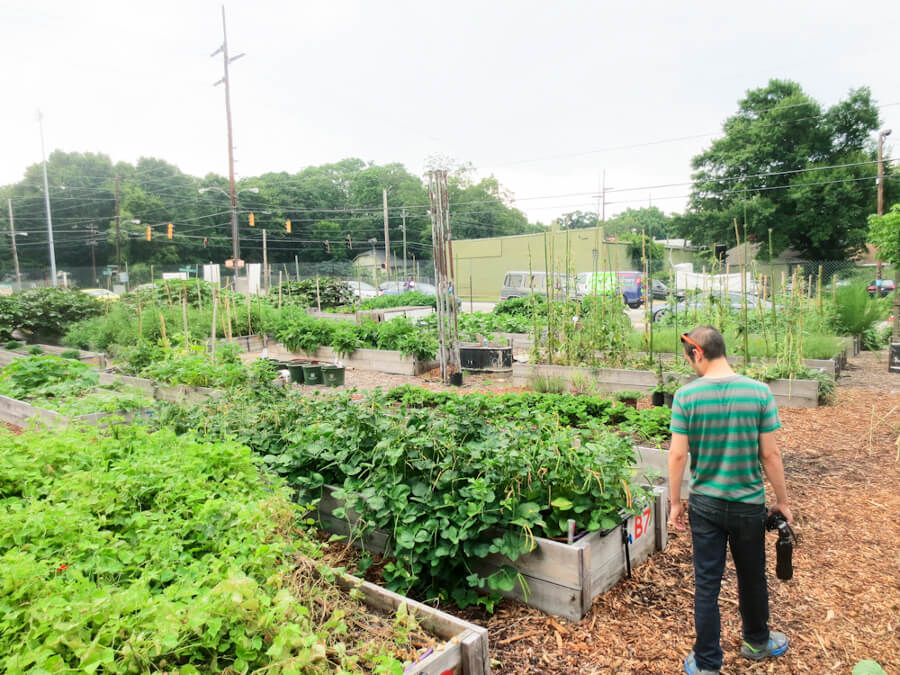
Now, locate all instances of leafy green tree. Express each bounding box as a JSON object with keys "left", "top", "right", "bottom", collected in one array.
[
  {"left": 558, "top": 210, "right": 599, "bottom": 230},
  {"left": 604, "top": 207, "right": 672, "bottom": 239},
  {"left": 679, "top": 80, "right": 881, "bottom": 259},
  {"left": 867, "top": 203, "right": 900, "bottom": 269}
]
